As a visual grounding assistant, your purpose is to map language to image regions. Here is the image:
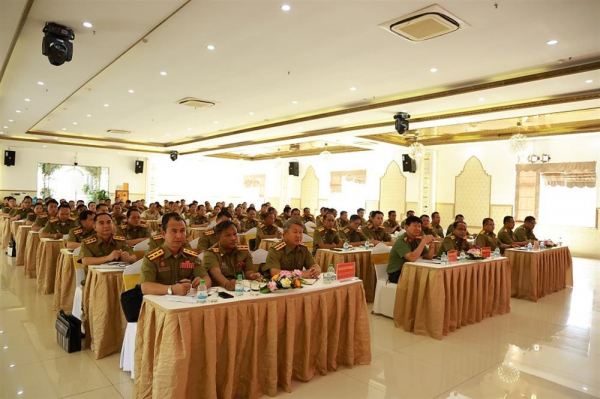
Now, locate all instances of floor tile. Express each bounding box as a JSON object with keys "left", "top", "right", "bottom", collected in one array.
[
  {"left": 41, "top": 352, "right": 112, "bottom": 397},
  {"left": 63, "top": 386, "right": 124, "bottom": 399}
]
